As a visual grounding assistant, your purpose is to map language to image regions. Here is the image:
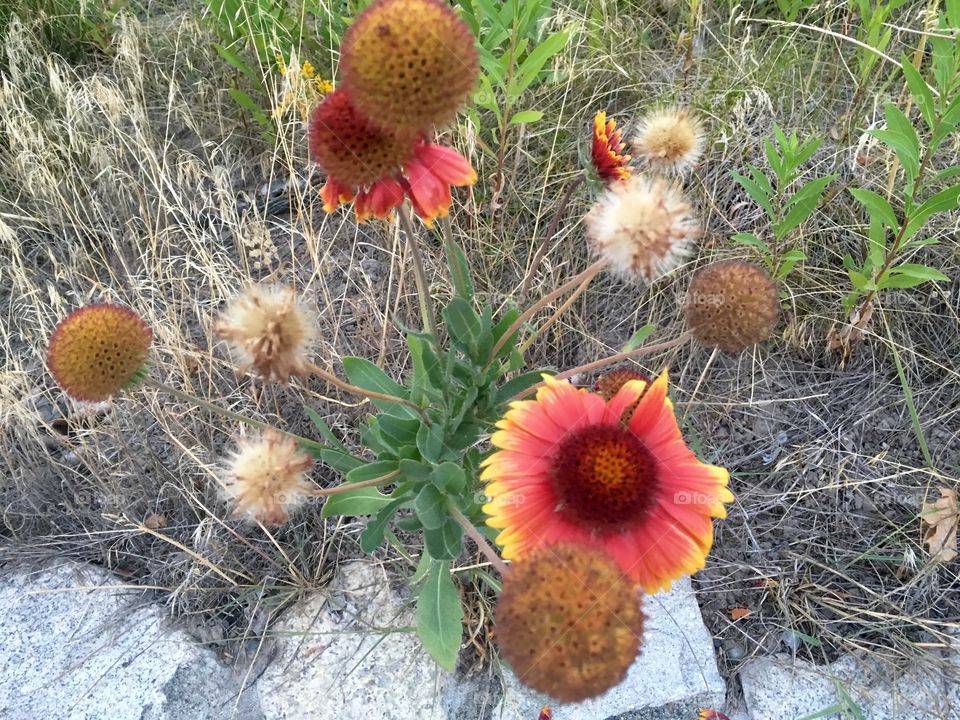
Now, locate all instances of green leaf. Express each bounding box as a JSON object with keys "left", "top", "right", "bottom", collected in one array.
[
  {"left": 849, "top": 188, "right": 899, "bottom": 229},
  {"left": 430, "top": 463, "right": 466, "bottom": 494},
  {"left": 444, "top": 298, "right": 483, "bottom": 356},
  {"left": 904, "top": 184, "right": 960, "bottom": 239},
  {"left": 342, "top": 357, "right": 416, "bottom": 418},
  {"left": 867, "top": 218, "right": 886, "bottom": 270},
  {"left": 732, "top": 232, "right": 770, "bottom": 252},
  {"left": 889, "top": 263, "right": 949, "bottom": 282},
  {"left": 417, "top": 421, "right": 447, "bottom": 463},
  {"left": 444, "top": 236, "right": 475, "bottom": 300},
  {"left": 214, "top": 43, "right": 259, "bottom": 85},
  {"left": 407, "top": 334, "right": 444, "bottom": 401},
  {"left": 733, "top": 173, "right": 774, "bottom": 219},
  {"left": 398, "top": 459, "right": 432, "bottom": 484},
  {"left": 415, "top": 561, "right": 463, "bottom": 671},
  {"left": 345, "top": 460, "right": 399, "bottom": 484},
  {"left": 901, "top": 54, "right": 935, "bottom": 129},
  {"left": 848, "top": 270, "right": 872, "bottom": 291},
  {"left": 777, "top": 175, "right": 834, "bottom": 239},
  {"left": 321, "top": 487, "right": 397, "bottom": 518},
  {"left": 359, "top": 497, "right": 408, "bottom": 552},
  {"left": 319, "top": 448, "right": 365, "bottom": 473},
  {"left": 414, "top": 485, "right": 448, "bottom": 530},
  {"left": 424, "top": 518, "right": 463, "bottom": 560},
  {"left": 226, "top": 88, "right": 271, "bottom": 128},
  {"left": 871, "top": 103, "right": 920, "bottom": 183},
  {"left": 622, "top": 324, "right": 657, "bottom": 352},
  {"left": 304, "top": 406, "right": 347, "bottom": 451},
  {"left": 510, "top": 110, "right": 544, "bottom": 124},
  {"left": 511, "top": 29, "right": 569, "bottom": 96},
  {"left": 495, "top": 371, "right": 548, "bottom": 405}
]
